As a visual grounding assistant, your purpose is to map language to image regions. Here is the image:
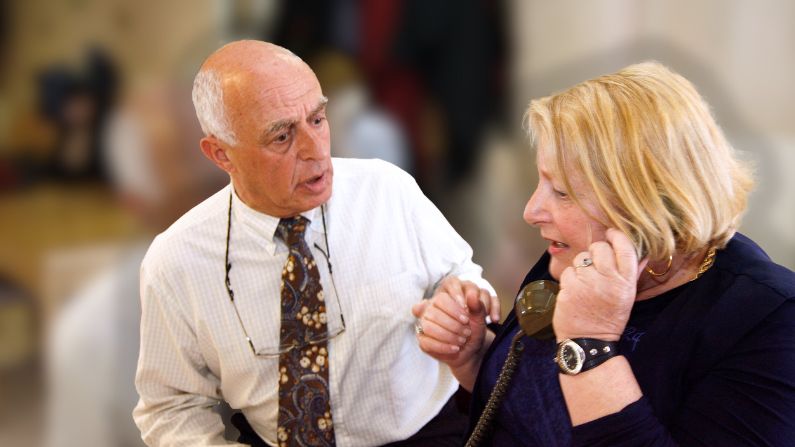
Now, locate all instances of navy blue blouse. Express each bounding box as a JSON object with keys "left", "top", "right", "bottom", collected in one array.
[{"left": 468, "top": 233, "right": 795, "bottom": 446}]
